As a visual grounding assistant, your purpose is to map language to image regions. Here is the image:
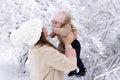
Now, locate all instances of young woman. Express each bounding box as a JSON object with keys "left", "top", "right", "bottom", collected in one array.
[{"left": 10, "top": 19, "right": 77, "bottom": 80}]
